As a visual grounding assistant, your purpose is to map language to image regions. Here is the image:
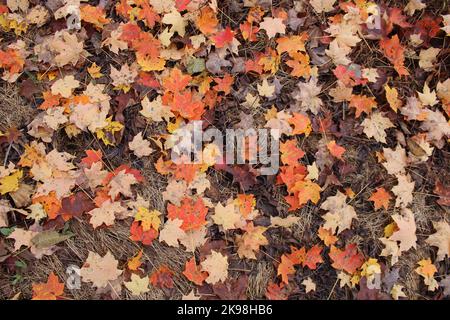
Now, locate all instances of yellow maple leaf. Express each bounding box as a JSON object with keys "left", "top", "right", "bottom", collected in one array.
[
  {"left": 134, "top": 207, "right": 161, "bottom": 231},
  {"left": 95, "top": 117, "right": 124, "bottom": 146},
  {"left": 0, "top": 169, "right": 23, "bottom": 195}
]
